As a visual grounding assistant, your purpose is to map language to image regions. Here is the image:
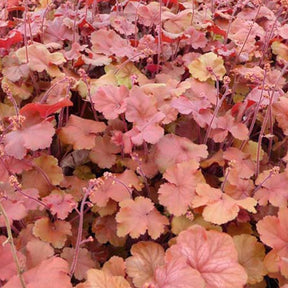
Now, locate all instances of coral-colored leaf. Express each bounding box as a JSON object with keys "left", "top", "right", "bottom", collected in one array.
[
  {"left": 91, "top": 28, "right": 134, "bottom": 58},
  {"left": 25, "top": 239, "right": 54, "bottom": 269},
  {"left": 102, "top": 256, "right": 126, "bottom": 277},
  {"left": 16, "top": 43, "right": 66, "bottom": 77},
  {"left": 153, "top": 258, "right": 205, "bottom": 288},
  {"left": 3, "top": 257, "right": 72, "bottom": 288},
  {"left": 166, "top": 225, "right": 248, "bottom": 288},
  {"left": 158, "top": 160, "right": 205, "bottom": 216},
  {"left": 137, "top": 2, "right": 161, "bottom": 27},
  {"left": 89, "top": 135, "right": 121, "bottom": 168},
  {"left": 223, "top": 147, "right": 255, "bottom": 180},
  {"left": 210, "top": 113, "right": 249, "bottom": 142},
  {"left": 0, "top": 236, "right": 26, "bottom": 281},
  {"left": 4, "top": 120, "right": 55, "bottom": 159},
  {"left": 42, "top": 190, "right": 77, "bottom": 219},
  {"left": 192, "top": 184, "right": 257, "bottom": 225},
  {"left": 273, "top": 97, "right": 288, "bottom": 136},
  {"left": 32, "top": 217, "right": 72, "bottom": 248},
  {"left": 116, "top": 196, "right": 169, "bottom": 239},
  {"left": 61, "top": 247, "right": 96, "bottom": 280},
  {"left": 154, "top": 134, "right": 208, "bottom": 172},
  {"left": 126, "top": 86, "right": 159, "bottom": 124},
  {"left": 254, "top": 171, "right": 288, "bottom": 207},
  {"left": 257, "top": 208, "right": 288, "bottom": 250},
  {"left": 89, "top": 170, "right": 141, "bottom": 207},
  {"left": 83, "top": 269, "right": 131, "bottom": 288},
  {"left": 130, "top": 113, "right": 165, "bottom": 145},
  {"left": 92, "top": 85, "right": 128, "bottom": 120},
  {"left": 0, "top": 198, "right": 27, "bottom": 227},
  {"left": 126, "top": 241, "right": 165, "bottom": 288},
  {"left": 58, "top": 115, "right": 106, "bottom": 150}
]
